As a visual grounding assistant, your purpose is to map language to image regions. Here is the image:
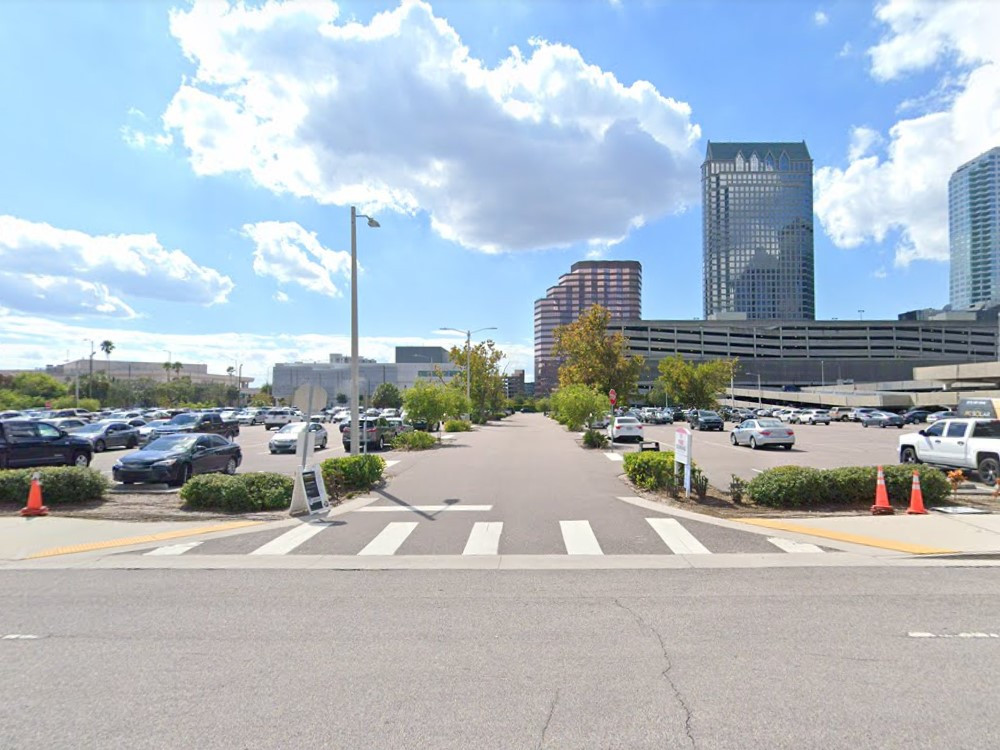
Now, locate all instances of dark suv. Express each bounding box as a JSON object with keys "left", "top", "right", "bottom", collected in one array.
[
  {"left": 0, "top": 420, "right": 93, "bottom": 469},
  {"left": 690, "top": 410, "right": 724, "bottom": 431}
]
